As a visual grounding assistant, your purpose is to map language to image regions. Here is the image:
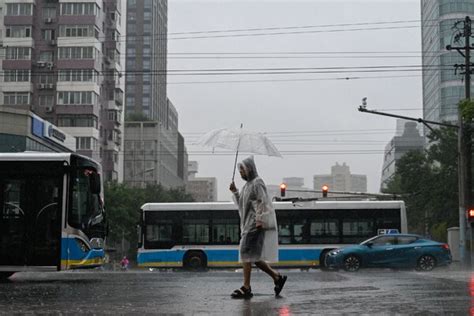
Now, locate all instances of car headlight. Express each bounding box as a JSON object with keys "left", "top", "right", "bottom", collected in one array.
[{"left": 330, "top": 249, "right": 342, "bottom": 255}]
